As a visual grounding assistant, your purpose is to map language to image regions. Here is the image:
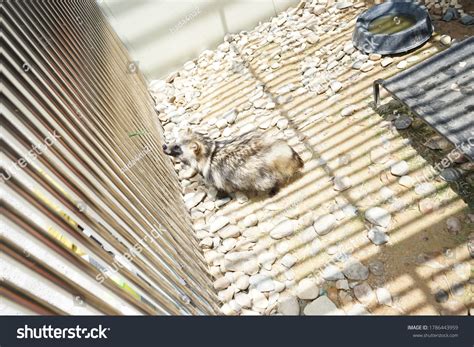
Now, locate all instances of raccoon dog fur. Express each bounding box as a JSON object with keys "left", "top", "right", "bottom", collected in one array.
[{"left": 163, "top": 129, "right": 303, "bottom": 196}]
